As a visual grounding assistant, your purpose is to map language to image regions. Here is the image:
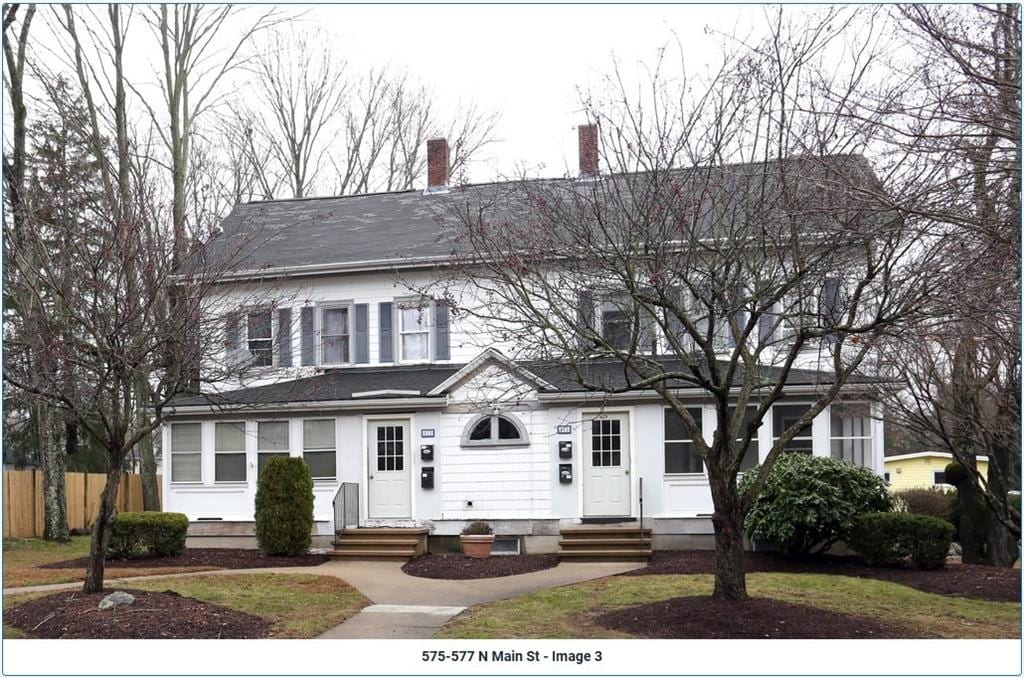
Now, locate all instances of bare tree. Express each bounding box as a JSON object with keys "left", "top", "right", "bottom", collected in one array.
[
  {"left": 250, "top": 27, "right": 347, "bottom": 198},
  {"left": 422, "top": 9, "right": 939, "bottom": 600},
  {"left": 871, "top": 4, "right": 1021, "bottom": 565},
  {"left": 3, "top": 4, "right": 70, "bottom": 543}
]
